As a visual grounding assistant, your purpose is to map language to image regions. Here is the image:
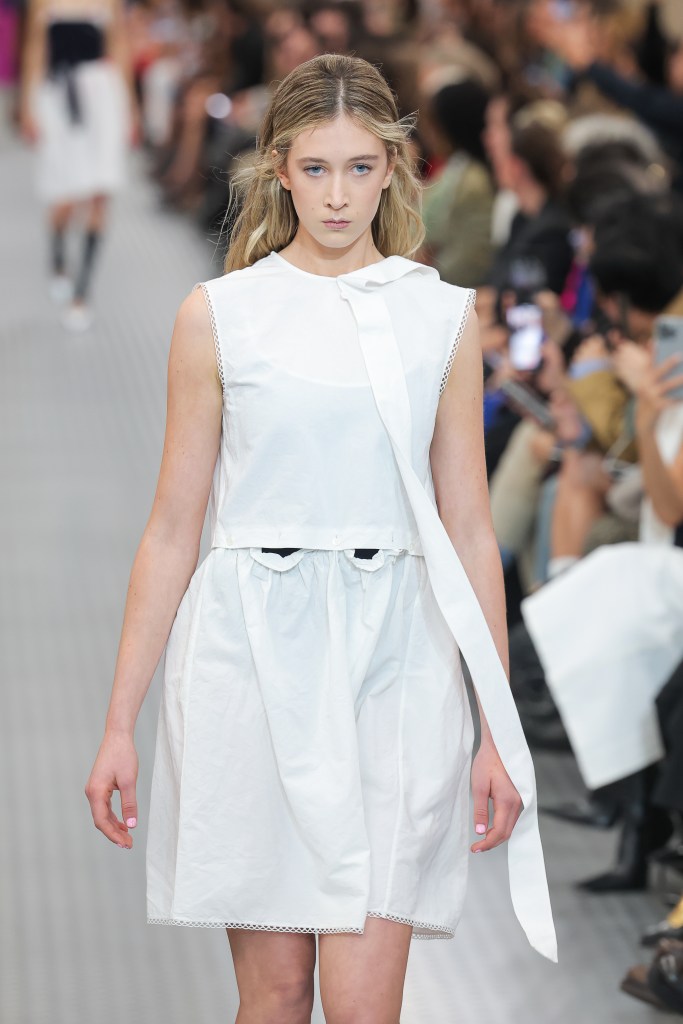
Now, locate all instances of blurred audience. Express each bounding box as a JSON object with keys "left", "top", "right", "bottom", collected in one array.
[{"left": 420, "top": 77, "right": 494, "bottom": 286}]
